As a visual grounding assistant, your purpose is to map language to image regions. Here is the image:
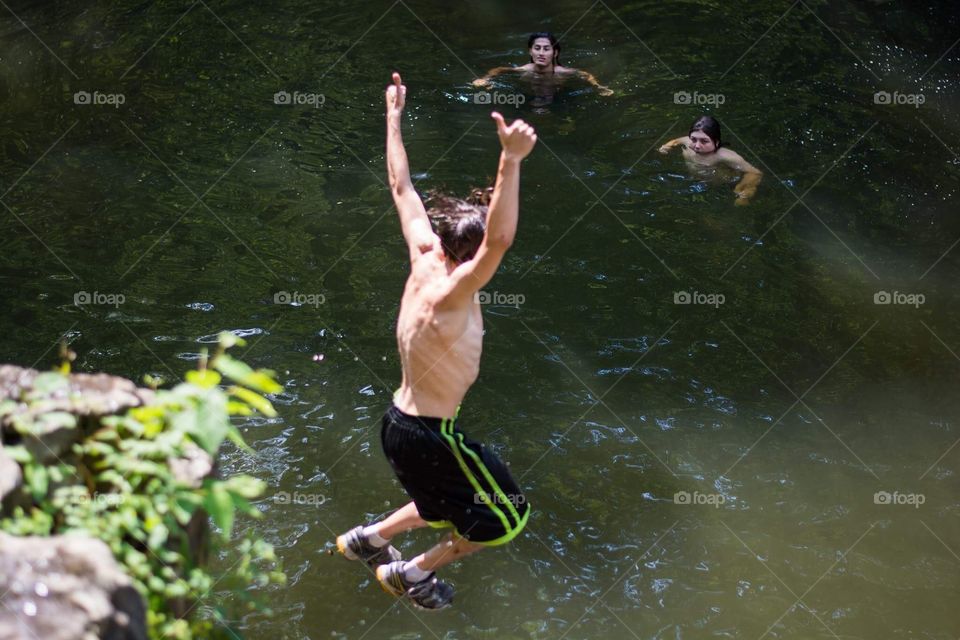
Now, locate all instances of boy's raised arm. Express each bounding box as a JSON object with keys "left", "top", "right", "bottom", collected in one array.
[
  {"left": 386, "top": 72, "right": 438, "bottom": 260},
  {"left": 441, "top": 112, "right": 537, "bottom": 305}
]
